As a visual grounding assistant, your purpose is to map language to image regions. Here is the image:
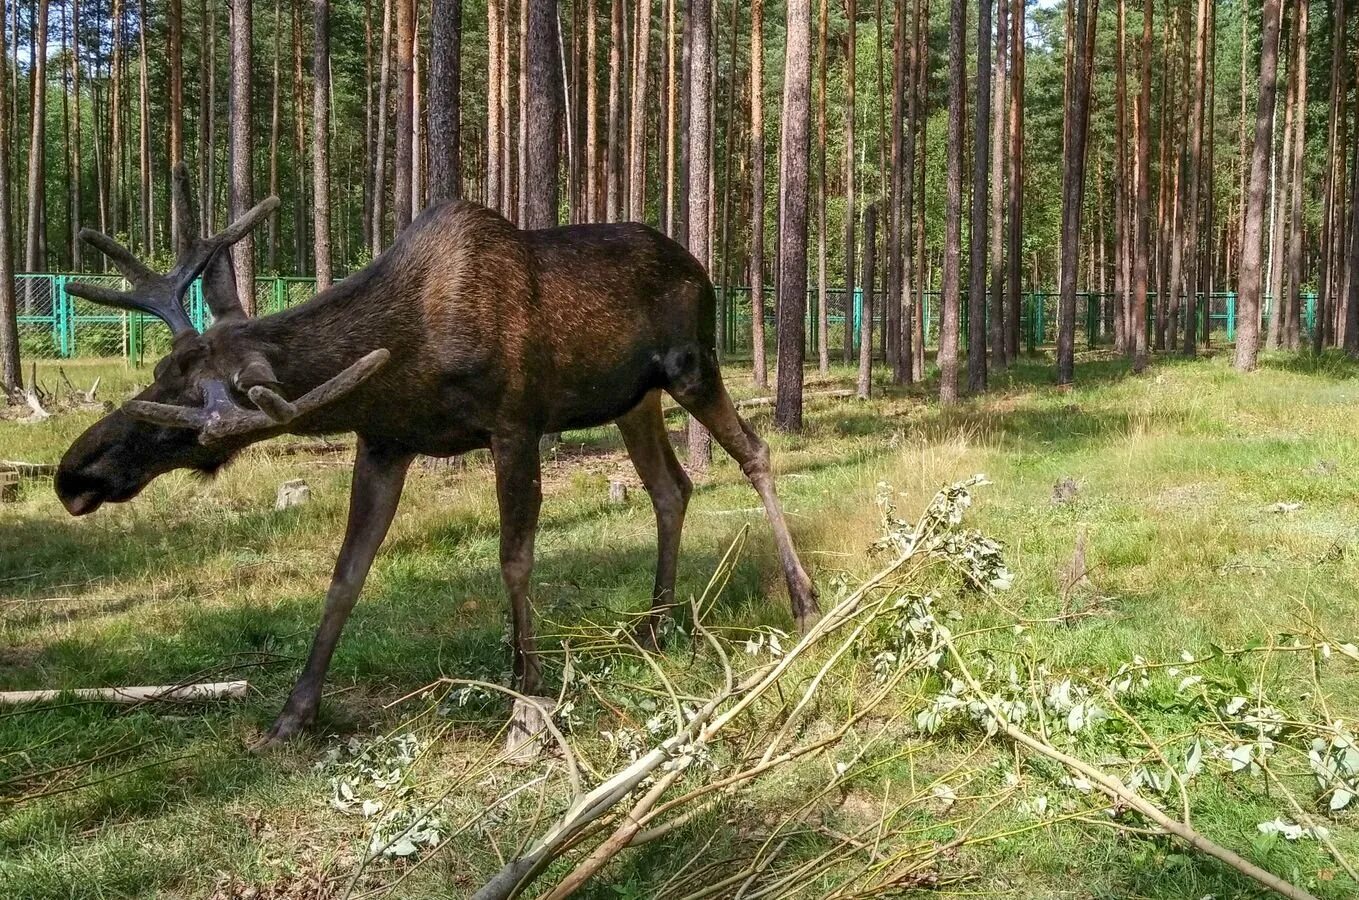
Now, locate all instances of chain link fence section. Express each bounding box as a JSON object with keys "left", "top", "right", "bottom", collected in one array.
[{"left": 11, "top": 274, "right": 1310, "bottom": 368}]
